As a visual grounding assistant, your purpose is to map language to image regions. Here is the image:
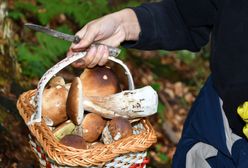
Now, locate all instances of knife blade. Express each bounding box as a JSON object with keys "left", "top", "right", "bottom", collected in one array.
[{"left": 24, "top": 23, "right": 120, "bottom": 57}]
